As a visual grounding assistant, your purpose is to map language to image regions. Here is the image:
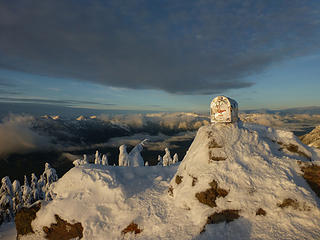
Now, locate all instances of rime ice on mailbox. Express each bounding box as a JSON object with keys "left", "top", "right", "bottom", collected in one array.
[{"left": 210, "top": 96, "right": 238, "bottom": 123}]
